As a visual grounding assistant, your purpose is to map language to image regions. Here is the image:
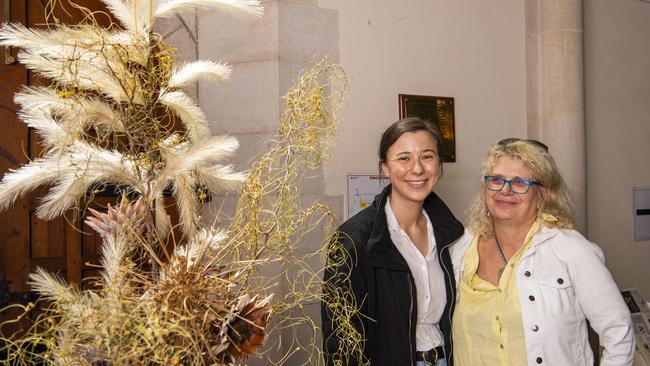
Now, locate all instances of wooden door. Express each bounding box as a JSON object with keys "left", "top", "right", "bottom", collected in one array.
[{"left": 0, "top": 0, "right": 114, "bottom": 334}]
